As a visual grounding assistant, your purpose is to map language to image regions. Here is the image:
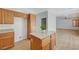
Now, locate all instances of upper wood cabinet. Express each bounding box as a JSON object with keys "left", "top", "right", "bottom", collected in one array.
[
  {"left": 0, "top": 8, "right": 27, "bottom": 24},
  {"left": 0, "top": 9, "right": 3, "bottom": 24},
  {"left": 3, "top": 9, "right": 14, "bottom": 24},
  {"left": 0, "top": 9, "right": 14, "bottom": 24},
  {"left": 14, "top": 11, "right": 26, "bottom": 18}
]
